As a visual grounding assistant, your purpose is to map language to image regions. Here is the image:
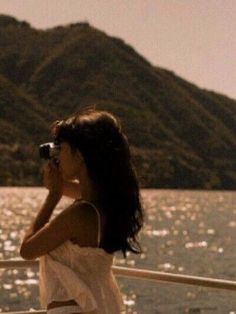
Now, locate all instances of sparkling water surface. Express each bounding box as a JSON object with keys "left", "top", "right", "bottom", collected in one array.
[{"left": 0, "top": 188, "right": 236, "bottom": 313}]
